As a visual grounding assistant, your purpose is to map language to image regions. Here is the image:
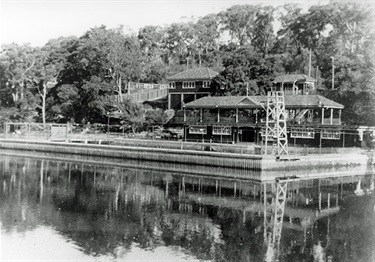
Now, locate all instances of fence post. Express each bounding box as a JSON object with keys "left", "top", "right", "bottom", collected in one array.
[{"left": 66, "top": 123, "right": 69, "bottom": 142}]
